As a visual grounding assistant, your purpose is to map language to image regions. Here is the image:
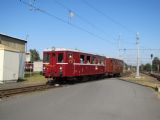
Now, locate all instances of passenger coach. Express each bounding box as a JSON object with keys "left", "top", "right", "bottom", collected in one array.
[{"left": 43, "top": 48, "right": 106, "bottom": 82}]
